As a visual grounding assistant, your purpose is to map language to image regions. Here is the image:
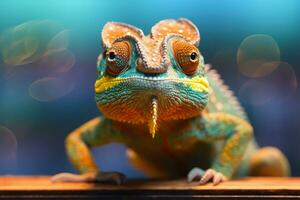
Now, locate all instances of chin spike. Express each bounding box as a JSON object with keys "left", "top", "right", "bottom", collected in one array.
[{"left": 149, "top": 97, "right": 158, "bottom": 138}]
